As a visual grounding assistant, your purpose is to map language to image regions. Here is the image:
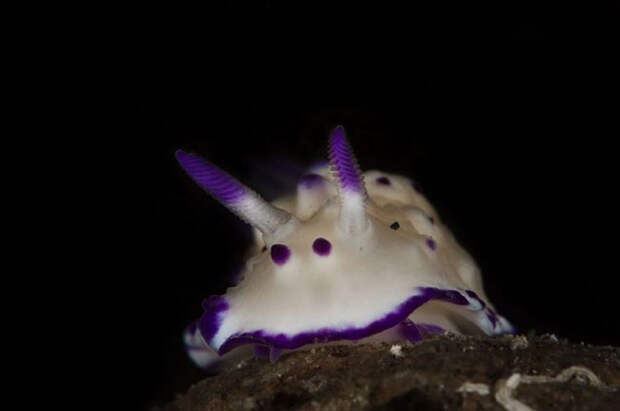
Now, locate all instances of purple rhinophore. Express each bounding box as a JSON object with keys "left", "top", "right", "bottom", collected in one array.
[
  {"left": 312, "top": 237, "right": 332, "bottom": 256},
  {"left": 425, "top": 237, "right": 437, "bottom": 250},
  {"left": 428, "top": 216, "right": 435, "bottom": 224},
  {"left": 215, "top": 286, "right": 487, "bottom": 354},
  {"left": 376, "top": 176, "right": 391, "bottom": 185},
  {"left": 271, "top": 244, "right": 291, "bottom": 265},
  {"left": 175, "top": 150, "right": 246, "bottom": 205},
  {"left": 198, "top": 296, "right": 229, "bottom": 344},
  {"left": 299, "top": 173, "right": 324, "bottom": 189},
  {"left": 399, "top": 319, "right": 422, "bottom": 342},
  {"left": 416, "top": 323, "right": 446, "bottom": 335},
  {"left": 328, "top": 126, "right": 364, "bottom": 193}
]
